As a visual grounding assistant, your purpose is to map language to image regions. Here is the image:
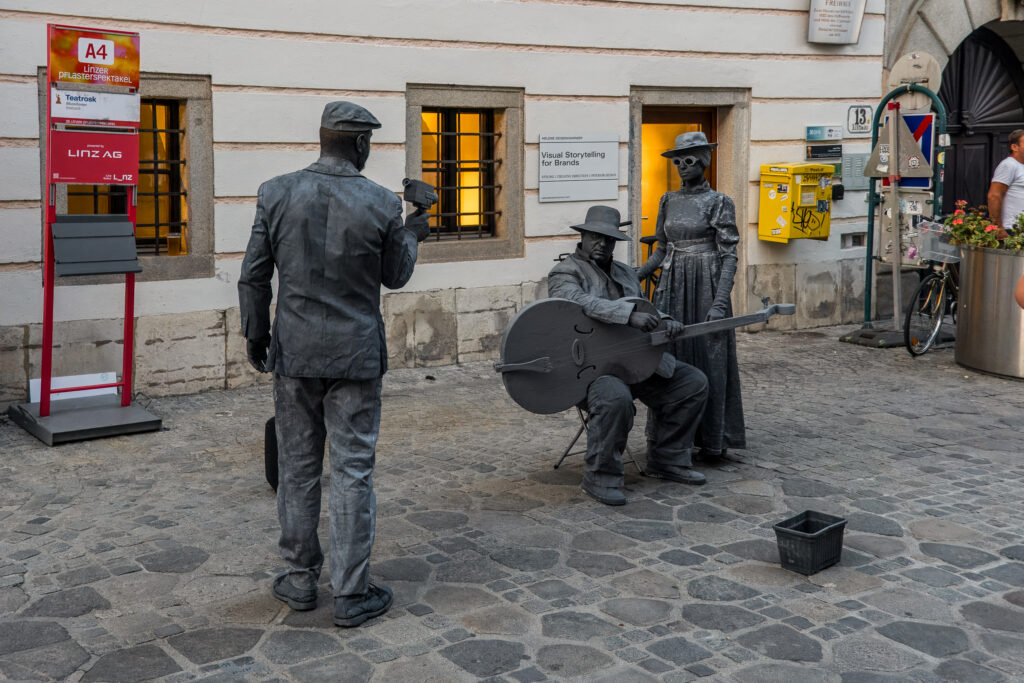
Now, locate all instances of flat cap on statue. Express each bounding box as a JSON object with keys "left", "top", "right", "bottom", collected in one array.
[
  {"left": 570, "top": 205, "right": 631, "bottom": 241},
  {"left": 320, "top": 101, "right": 382, "bottom": 132},
  {"left": 661, "top": 130, "right": 718, "bottom": 158}
]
